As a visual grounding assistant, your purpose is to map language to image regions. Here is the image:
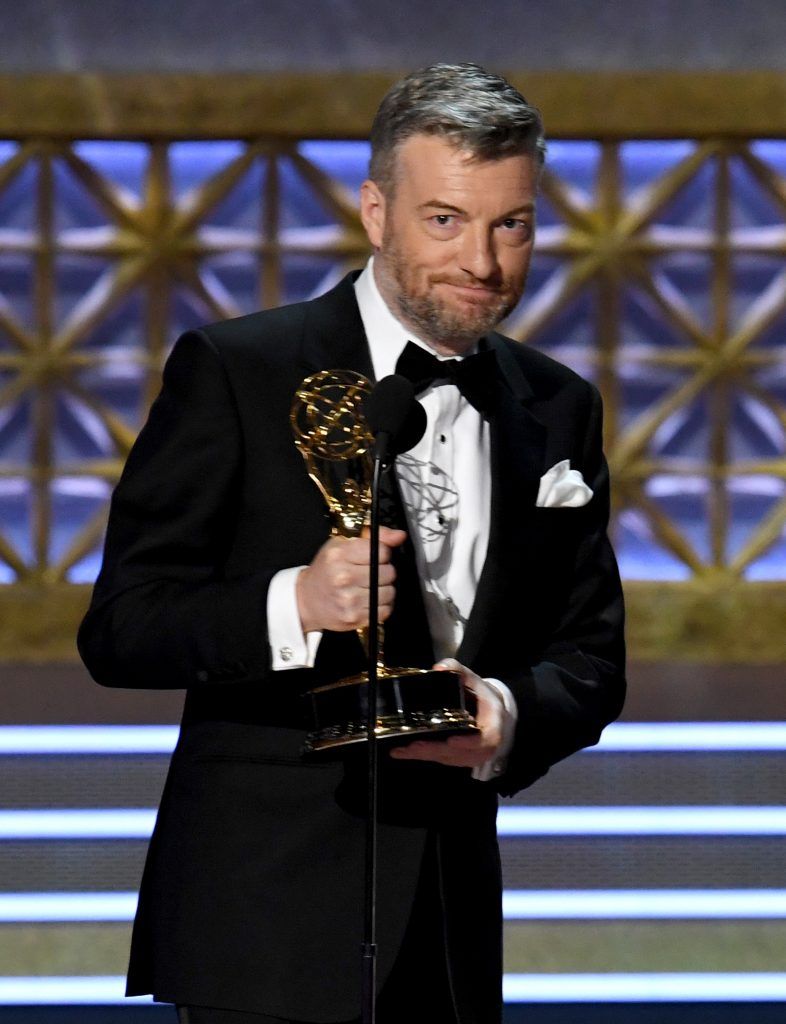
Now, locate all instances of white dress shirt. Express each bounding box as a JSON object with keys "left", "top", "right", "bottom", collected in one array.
[{"left": 267, "top": 259, "right": 517, "bottom": 779}]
